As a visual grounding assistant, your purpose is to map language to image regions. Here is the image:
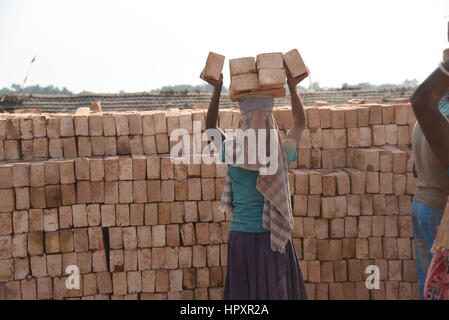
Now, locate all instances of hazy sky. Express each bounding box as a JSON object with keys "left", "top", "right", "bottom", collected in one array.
[{"left": 1, "top": 0, "right": 448, "bottom": 93}]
